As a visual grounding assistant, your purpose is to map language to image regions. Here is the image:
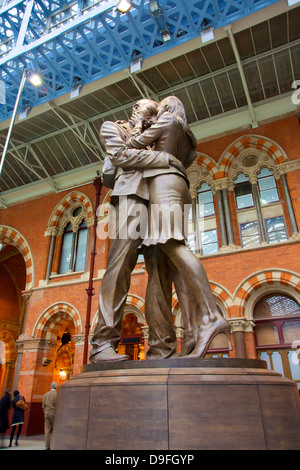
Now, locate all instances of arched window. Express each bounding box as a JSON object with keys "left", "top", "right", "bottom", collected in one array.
[
  {"left": 234, "top": 173, "right": 254, "bottom": 210},
  {"left": 254, "top": 293, "right": 300, "bottom": 391},
  {"left": 257, "top": 167, "right": 279, "bottom": 206},
  {"left": 234, "top": 167, "right": 288, "bottom": 248},
  {"left": 59, "top": 219, "right": 88, "bottom": 274},
  {"left": 46, "top": 195, "right": 92, "bottom": 279},
  {"left": 188, "top": 182, "right": 219, "bottom": 255}
]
